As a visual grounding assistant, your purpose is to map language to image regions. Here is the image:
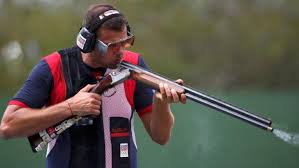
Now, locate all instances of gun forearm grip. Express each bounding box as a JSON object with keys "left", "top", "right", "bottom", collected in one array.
[{"left": 131, "top": 71, "right": 185, "bottom": 94}]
